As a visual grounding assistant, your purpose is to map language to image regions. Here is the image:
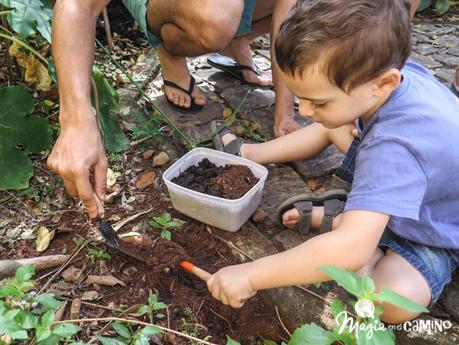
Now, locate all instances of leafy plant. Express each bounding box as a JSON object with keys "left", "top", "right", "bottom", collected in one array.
[
  {"left": 0, "top": 0, "right": 53, "bottom": 42},
  {"left": 87, "top": 247, "right": 112, "bottom": 260},
  {"left": 418, "top": 0, "right": 451, "bottom": 14},
  {"left": 0, "top": 85, "right": 52, "bottom": 190},
  {"left": 137, "top": 294, "right": 167, "bottom": 323},
  {"left": 129, "top": 112, "right": 164, "bottom": 139},
  {"left": 148, "top": 212, "right": 184, "bottom": 240},
  {"left": 285, "top": 266, "right": 429, "bottom": 345},
  {"left": 92, "top": 69, "right": 130, "bottom": 153},
  {"left": 99, "top": 322, "right": 162, "bottom": 345},
  {"left": 0, "top": 264, "right": 82, "bottom": 344}
]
